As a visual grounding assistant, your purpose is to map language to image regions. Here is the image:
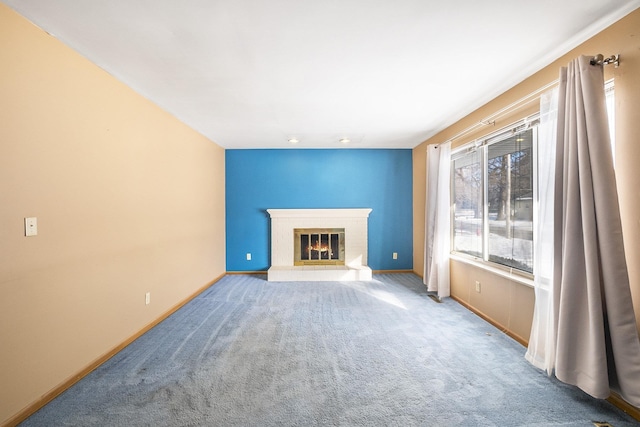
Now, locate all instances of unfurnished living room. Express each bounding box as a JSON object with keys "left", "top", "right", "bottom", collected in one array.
[{"left": 2, "top": 1, "right": 640, "bottom": 426}]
